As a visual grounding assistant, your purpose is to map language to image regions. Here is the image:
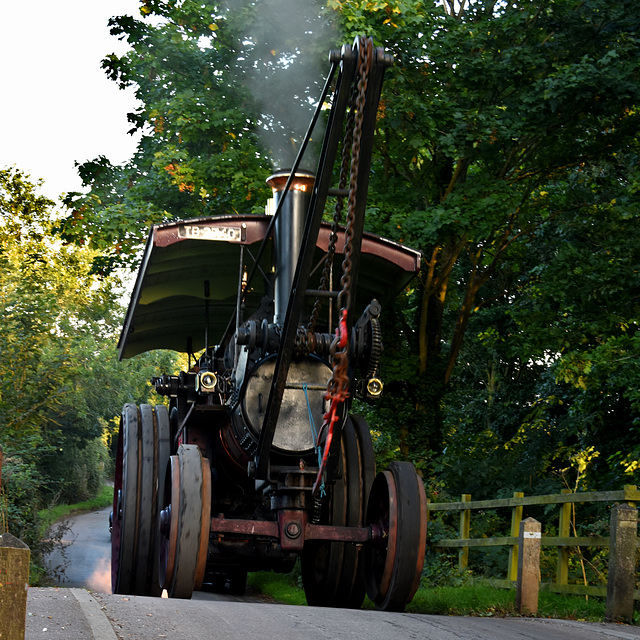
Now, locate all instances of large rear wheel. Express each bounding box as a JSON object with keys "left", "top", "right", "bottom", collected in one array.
[
  {"left": 301, "top": 414, "right": 375, "bottom": 608},
  {"left": 343, "top": 414, "right": 376, "bottom": 608},
  {"left": 111, "top": 404, "right": 170, "bottom": 596}
]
